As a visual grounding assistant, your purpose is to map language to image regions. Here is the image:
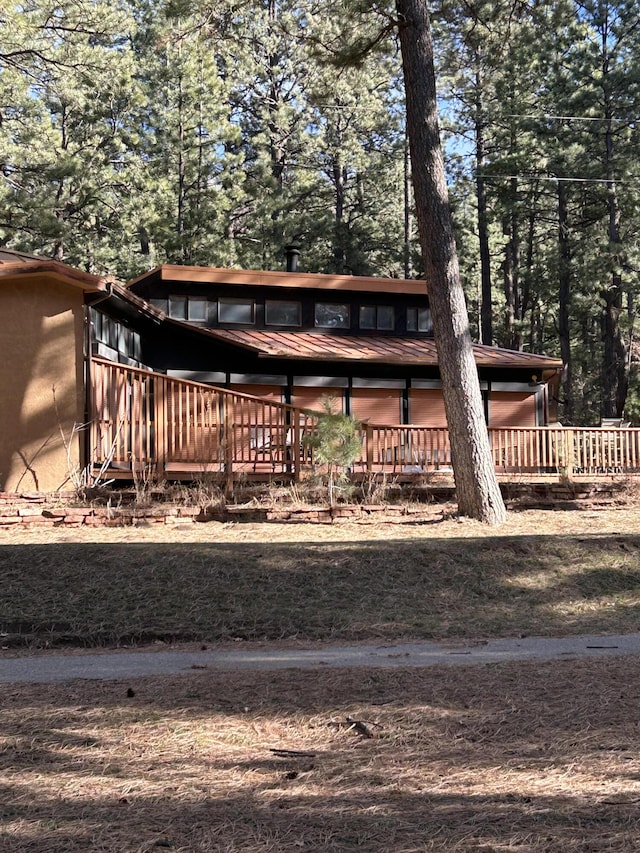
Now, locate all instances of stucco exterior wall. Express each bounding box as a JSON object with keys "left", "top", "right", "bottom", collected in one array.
[{"left": 0, "top": 277, "right": 86, "bottom": 492}]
